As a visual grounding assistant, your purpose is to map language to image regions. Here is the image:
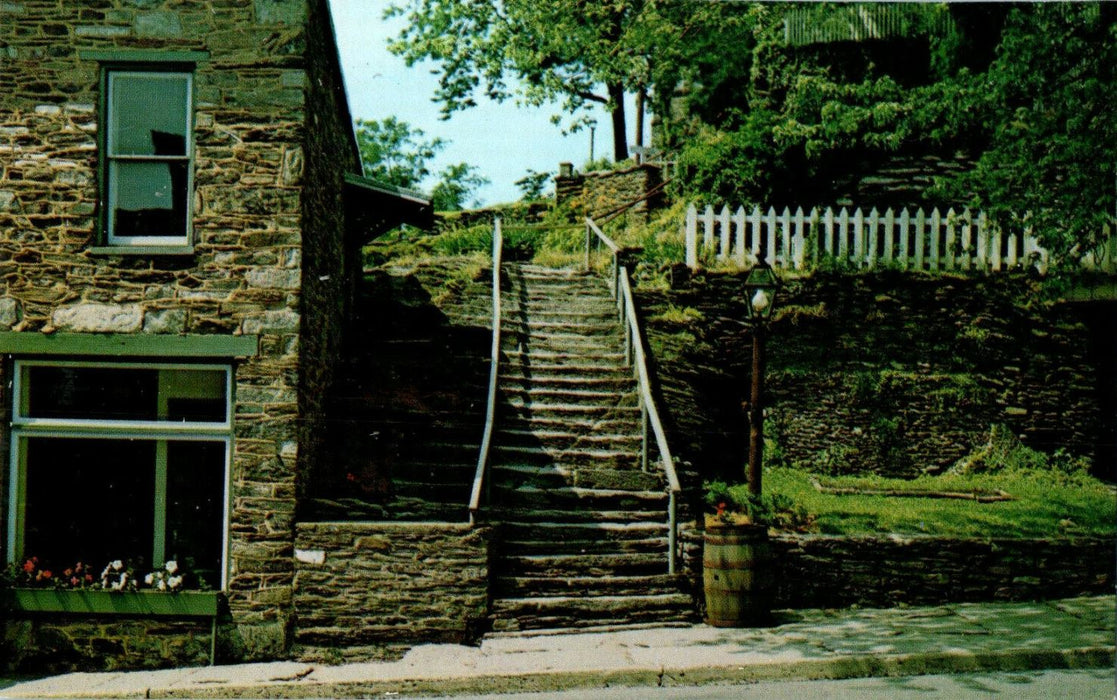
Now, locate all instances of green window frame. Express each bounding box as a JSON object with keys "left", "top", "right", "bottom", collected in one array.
[
  {"left": 6, "top": 360, "right": 232, "bottom": 590},
  {"left": 100, "top": 68, "right": 195, "bottom": 248}
]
